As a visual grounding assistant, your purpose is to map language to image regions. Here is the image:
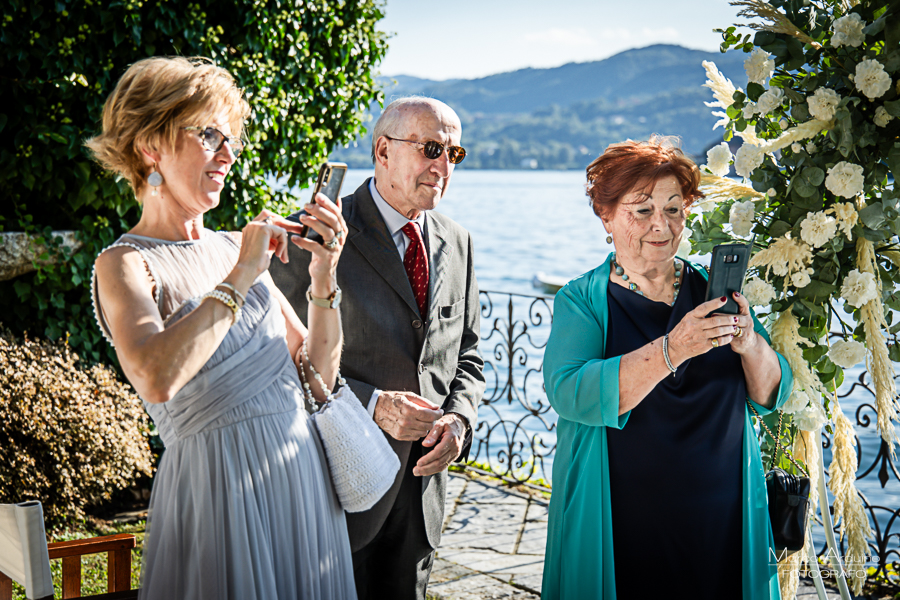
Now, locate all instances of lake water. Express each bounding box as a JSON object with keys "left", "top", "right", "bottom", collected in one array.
[{"left": 328, "top": 169, "right": 898, "bottom": 557}]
